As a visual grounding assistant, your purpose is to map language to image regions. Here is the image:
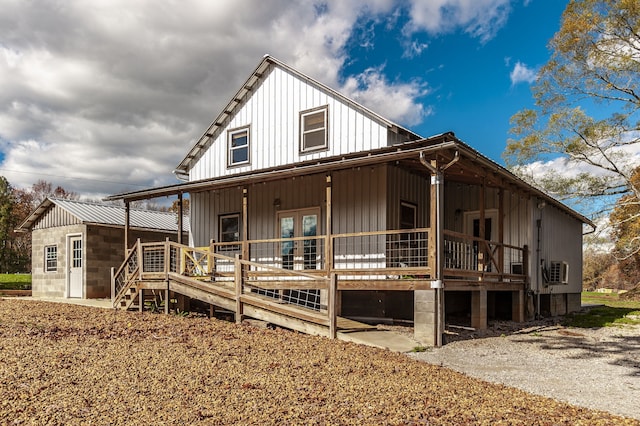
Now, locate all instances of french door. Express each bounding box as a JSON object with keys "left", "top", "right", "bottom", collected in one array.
[
  {"left": 276, "top": 208, "right": 320, "bottom": 310},
  {"left": 277, "top": 208, "right": 319, "bottom": 271}
]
